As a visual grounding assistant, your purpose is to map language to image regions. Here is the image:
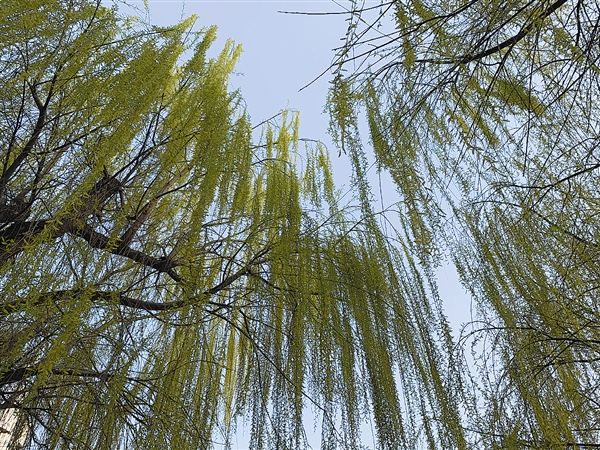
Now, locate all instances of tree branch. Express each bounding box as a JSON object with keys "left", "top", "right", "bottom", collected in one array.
[
  {"left": 0, "top": 367, "right": 112, "bottom": 387},
  {"left": 460, "top": 0, "right": 568, "bottom": 64},
  {"left": 0, "top": 79, "right": 57, "bottom": 199},
  {"left": 72, "top": 224, "right": 182, "bottom": 282},
  {"left": 1, "top": 255, "right": 266, "bottom": 316},
  {"left": 0, "top": 175, "right": 124, "bottom": 264},
  {"left": 416, "top": 0, "right": 569, "bottom": 64}
]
